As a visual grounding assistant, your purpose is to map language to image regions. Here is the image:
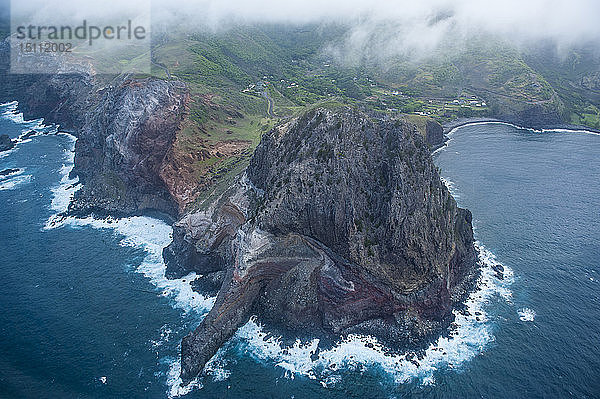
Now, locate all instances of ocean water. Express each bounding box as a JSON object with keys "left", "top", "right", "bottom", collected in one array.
[{"left": 0, "top": 102, "right": 598, "bottom": 398}]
